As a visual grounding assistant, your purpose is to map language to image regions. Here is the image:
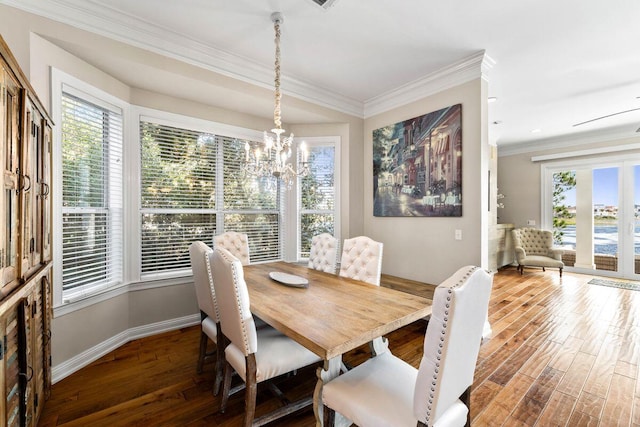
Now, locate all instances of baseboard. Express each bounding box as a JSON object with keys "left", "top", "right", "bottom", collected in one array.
[{"left": 51, "top": 313, "right": 200, "bottom": 384}]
